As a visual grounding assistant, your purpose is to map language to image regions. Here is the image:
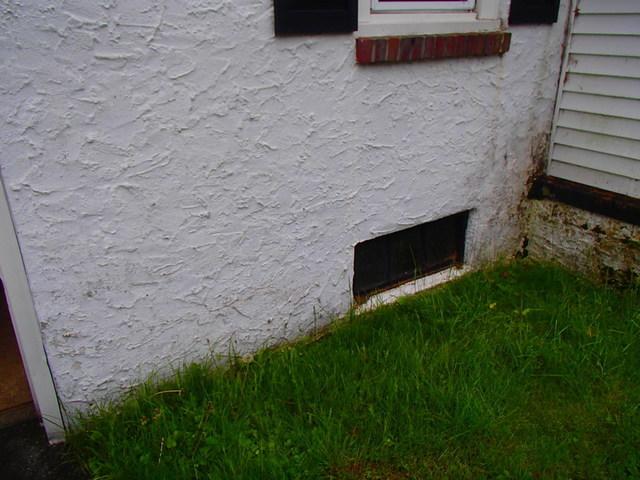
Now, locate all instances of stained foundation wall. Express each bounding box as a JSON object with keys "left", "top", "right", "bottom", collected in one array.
[{"left": 525, "top": 199, "right": 640, "bottom": 286}]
